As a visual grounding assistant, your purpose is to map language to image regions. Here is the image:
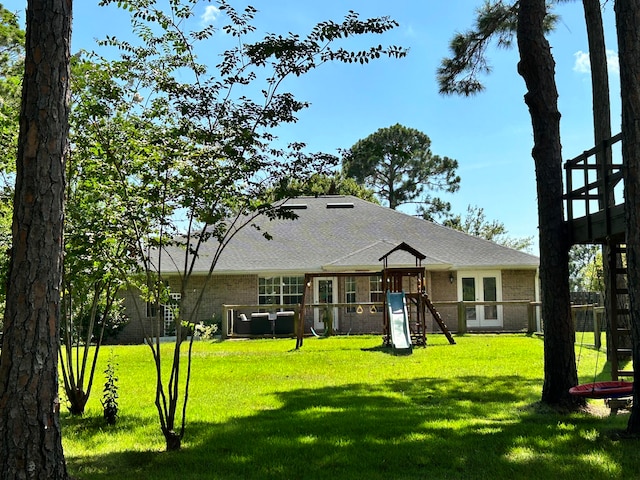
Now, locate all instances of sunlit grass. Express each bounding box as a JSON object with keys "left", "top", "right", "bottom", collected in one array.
[{"left": 62, "top": 334, "right": 639, "bottom": 480}]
